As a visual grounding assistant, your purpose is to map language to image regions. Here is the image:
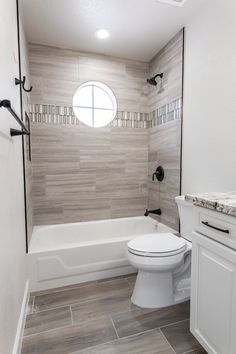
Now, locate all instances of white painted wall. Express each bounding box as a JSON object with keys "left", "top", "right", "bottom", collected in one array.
[
  {"left": 182, "top": 0, "right": 236, "bottom": 193},
  {"left": 0, "top": 0, "right": 28, "bottom": 353}
]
